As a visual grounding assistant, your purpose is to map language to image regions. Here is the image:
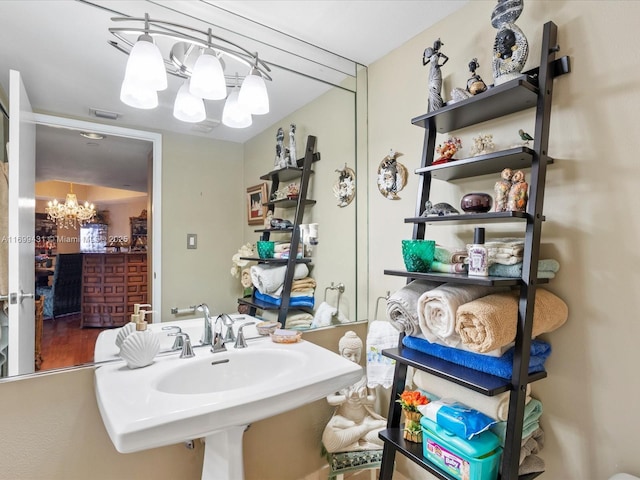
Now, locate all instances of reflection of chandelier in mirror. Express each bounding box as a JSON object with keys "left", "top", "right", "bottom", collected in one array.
[
  {"left": 45, "top": 183, "right": 96, "bottom": 230},
  {"left": 108, "top": 13, "right": 272, "bottom": 128}
]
